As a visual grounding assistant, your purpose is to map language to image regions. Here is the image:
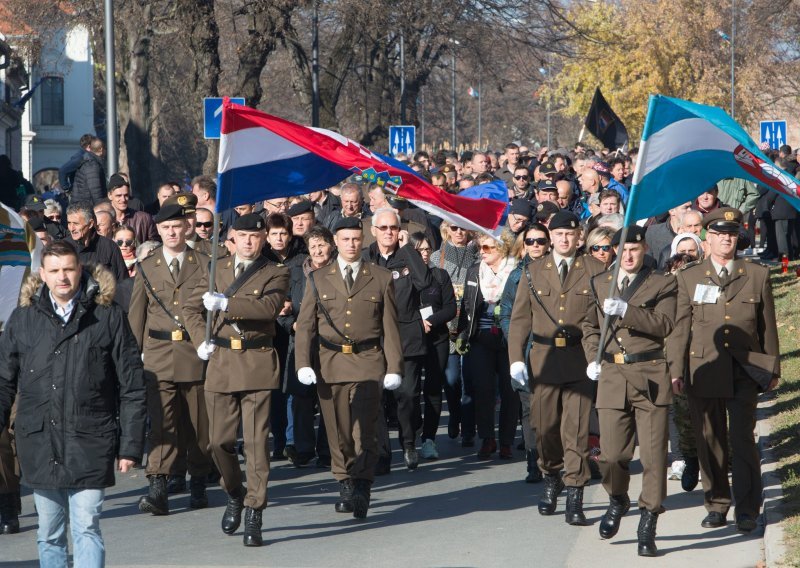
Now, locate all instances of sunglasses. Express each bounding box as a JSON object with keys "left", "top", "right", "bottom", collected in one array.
[
  {"left": 417, "top": 246, "right": 432, "bottom": 253},
  {"left": 525, "top": 237, "right": 548, "bottom": 246},
  {"left": 449, "top": 226, "right": 466, "bottom": 232},
  {"left": 480, "top": 244, "right": 497, "bottom": 252},
  {"left": 195, "top": 221, "right": 218, "bottom": 228},
  {"left": 591, "top": 245, "right": 612, "bottom": 252},
  {"left": 375, "top": 225, "right": 400, "bottom": 232},
  {"left": 115, "top": 239, "right": 135, "bottom": 247},
  {"left": 514, "top": 175, "right": 530, "bottom": 180}
]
